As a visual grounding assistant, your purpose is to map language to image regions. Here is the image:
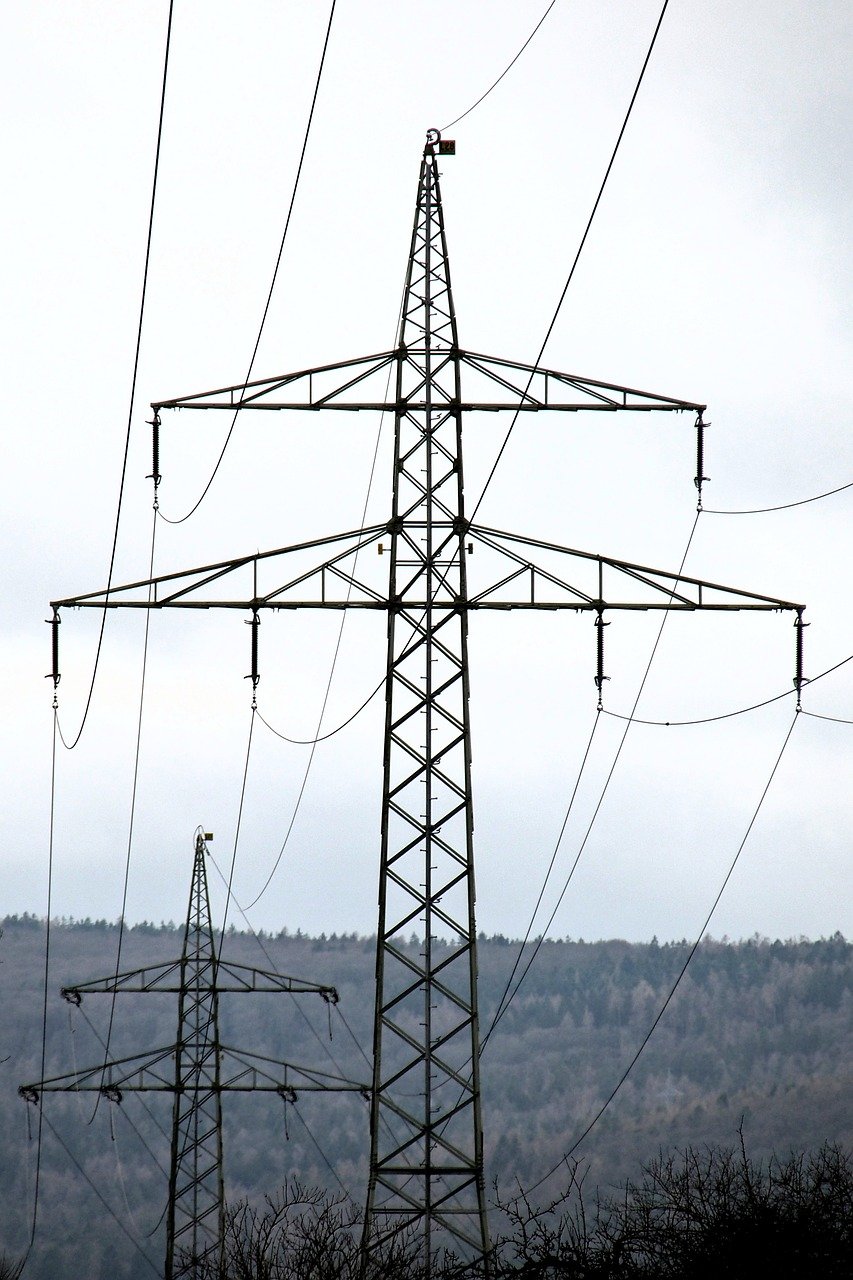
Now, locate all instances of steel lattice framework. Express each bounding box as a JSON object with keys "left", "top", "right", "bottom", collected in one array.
[
  {"left": 45, "top": 133, "right": 806, "bottom": 1271},
  {"left": 21, "top": 832, "right": 360, "bottom": 1279},
  {"left": 168, "top": 829, "right": 225, "bottom": 1275}
]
